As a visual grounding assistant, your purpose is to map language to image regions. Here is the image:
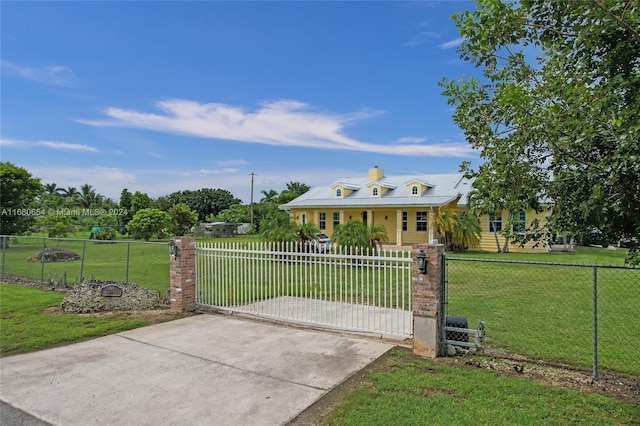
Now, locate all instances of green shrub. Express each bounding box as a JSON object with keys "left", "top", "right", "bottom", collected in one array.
[{"left": 94, "top": 228, "right": 117, "bottom": 240}]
